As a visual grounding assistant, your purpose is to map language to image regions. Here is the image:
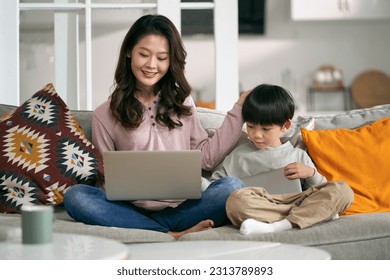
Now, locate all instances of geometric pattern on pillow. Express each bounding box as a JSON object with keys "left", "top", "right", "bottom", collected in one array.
[{"left": 0, "top": 83, "right": 104, "bottom": 213}]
